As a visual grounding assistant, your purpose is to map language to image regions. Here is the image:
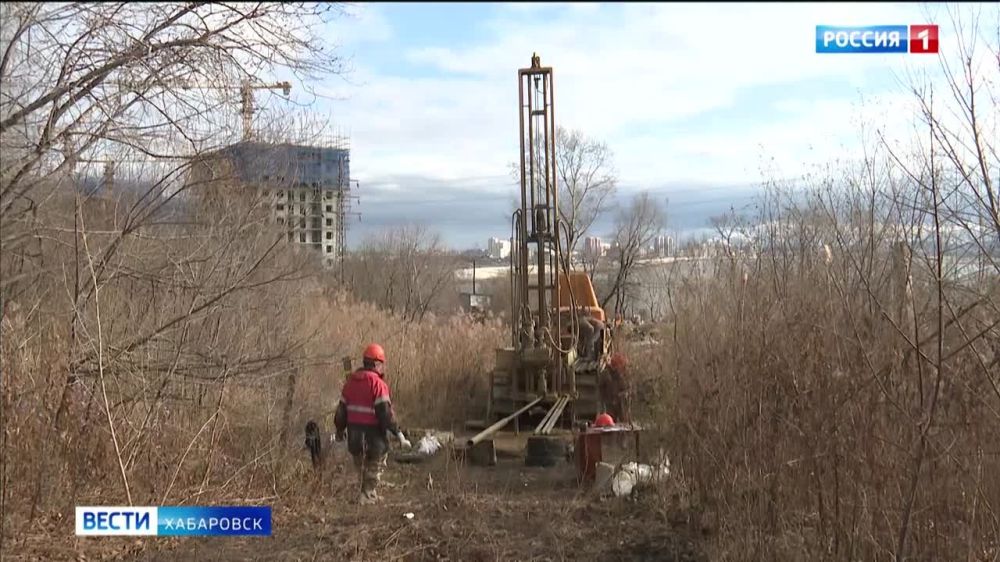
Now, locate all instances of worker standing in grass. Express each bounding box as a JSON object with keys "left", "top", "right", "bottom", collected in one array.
[
  {"left": 334, "top": 343, "right": 412, "bottom": 505},
  {"left": 600, "top": 352, "right": 631, "bottom": 423}
]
